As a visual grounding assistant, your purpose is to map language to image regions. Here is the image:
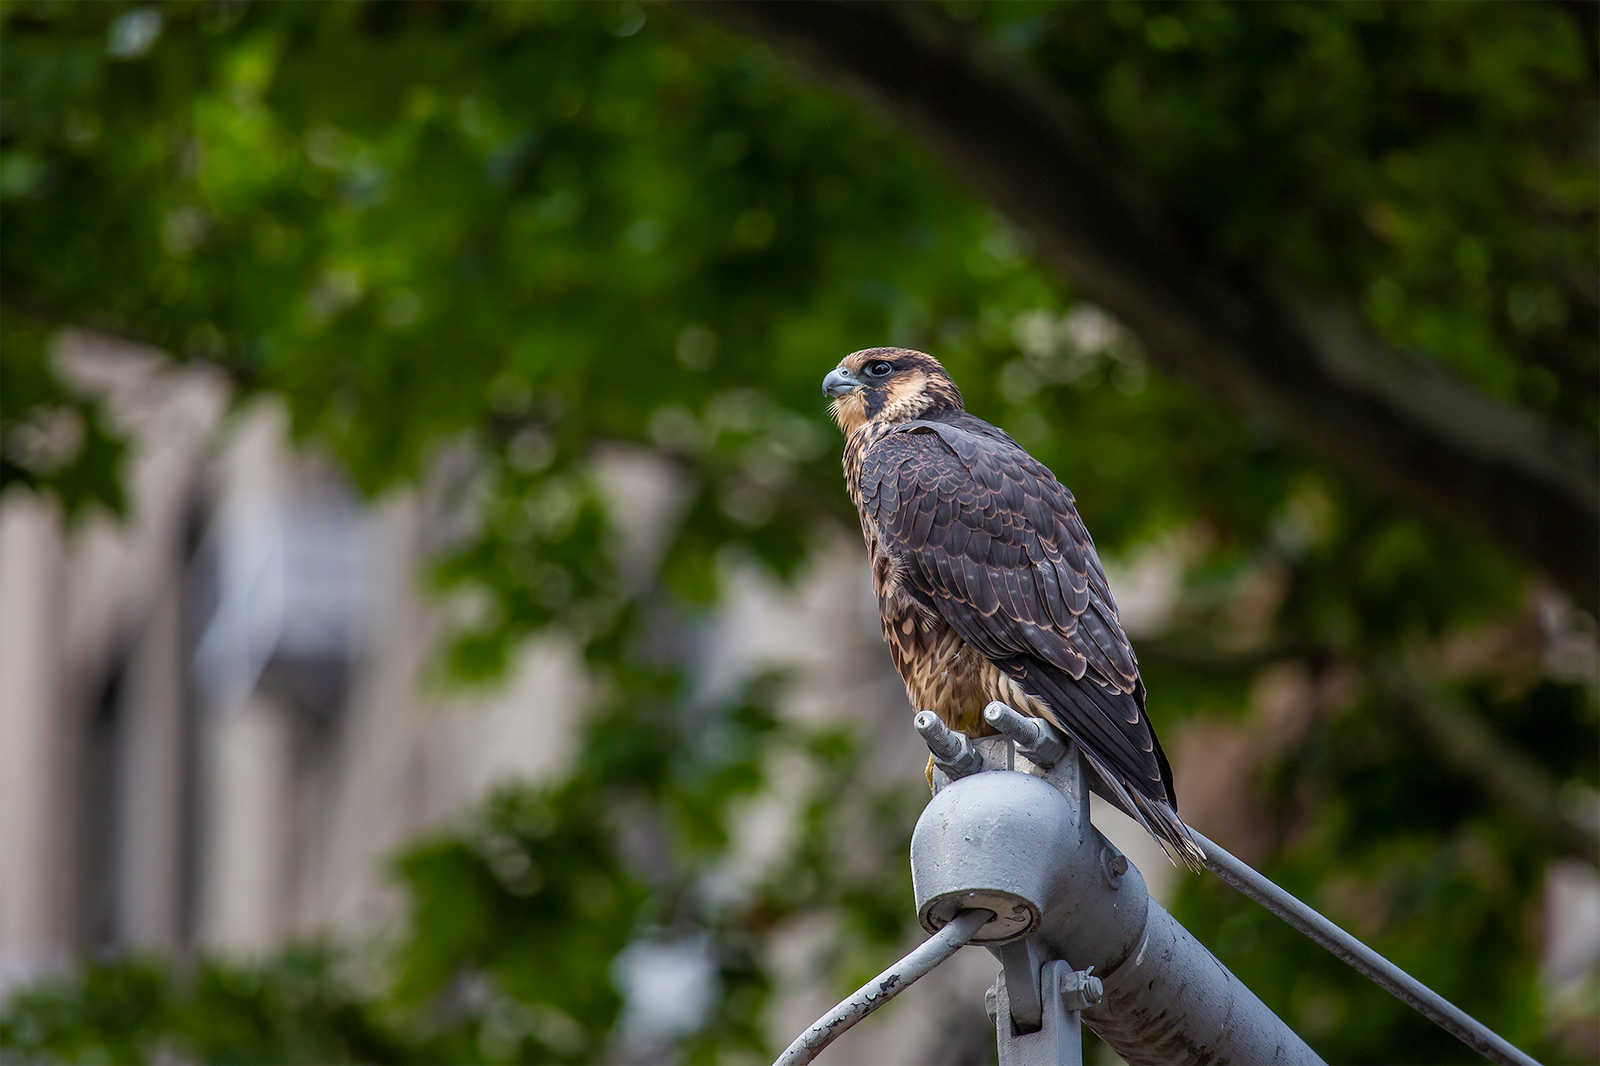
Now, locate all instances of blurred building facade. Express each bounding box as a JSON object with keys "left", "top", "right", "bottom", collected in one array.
[{"left": 0, "top": 334, "right": 595, "bottom": 971}]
